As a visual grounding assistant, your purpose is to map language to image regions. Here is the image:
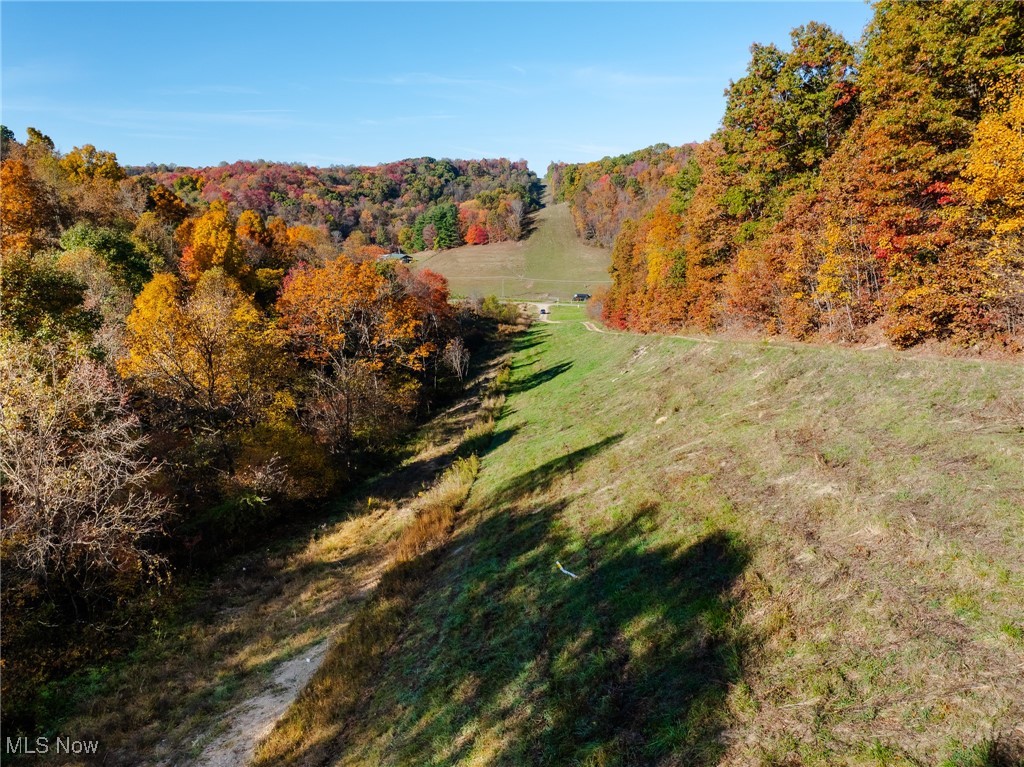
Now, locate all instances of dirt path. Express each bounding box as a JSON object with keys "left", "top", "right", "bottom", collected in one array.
[
  {"left": 57, "top": 336, "right": 514, "bottom": 767},
  {"left": 532, "top": 302, "right": 561, "bottom": 323},
  {"left": 193, "top": 640, "right": 331, "bottom": 767},
  {"left": 523, "top": 301, "right": 722, "bottom": 343},
  {"left": 165, "top": 347, "right": 512, "bottom": 767},
  {"left": 519, "top": 301, "right": 595, "bottom": 326}
]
